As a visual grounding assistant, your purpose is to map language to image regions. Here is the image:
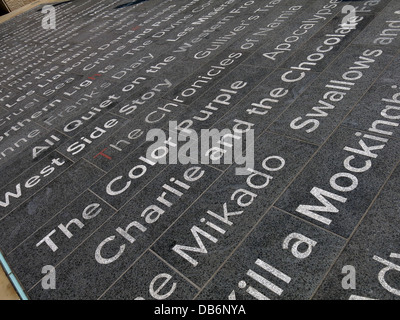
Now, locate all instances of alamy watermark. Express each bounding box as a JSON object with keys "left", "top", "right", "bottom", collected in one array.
[
  {"left": 42, "top": 5, "right": 56, "bottom": 30},
  {"left": 145, "top": 122, "right": 255, "bottom": 176},
  {"left": 340, "top": 5, "right": 357, "bottom": 30}
]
